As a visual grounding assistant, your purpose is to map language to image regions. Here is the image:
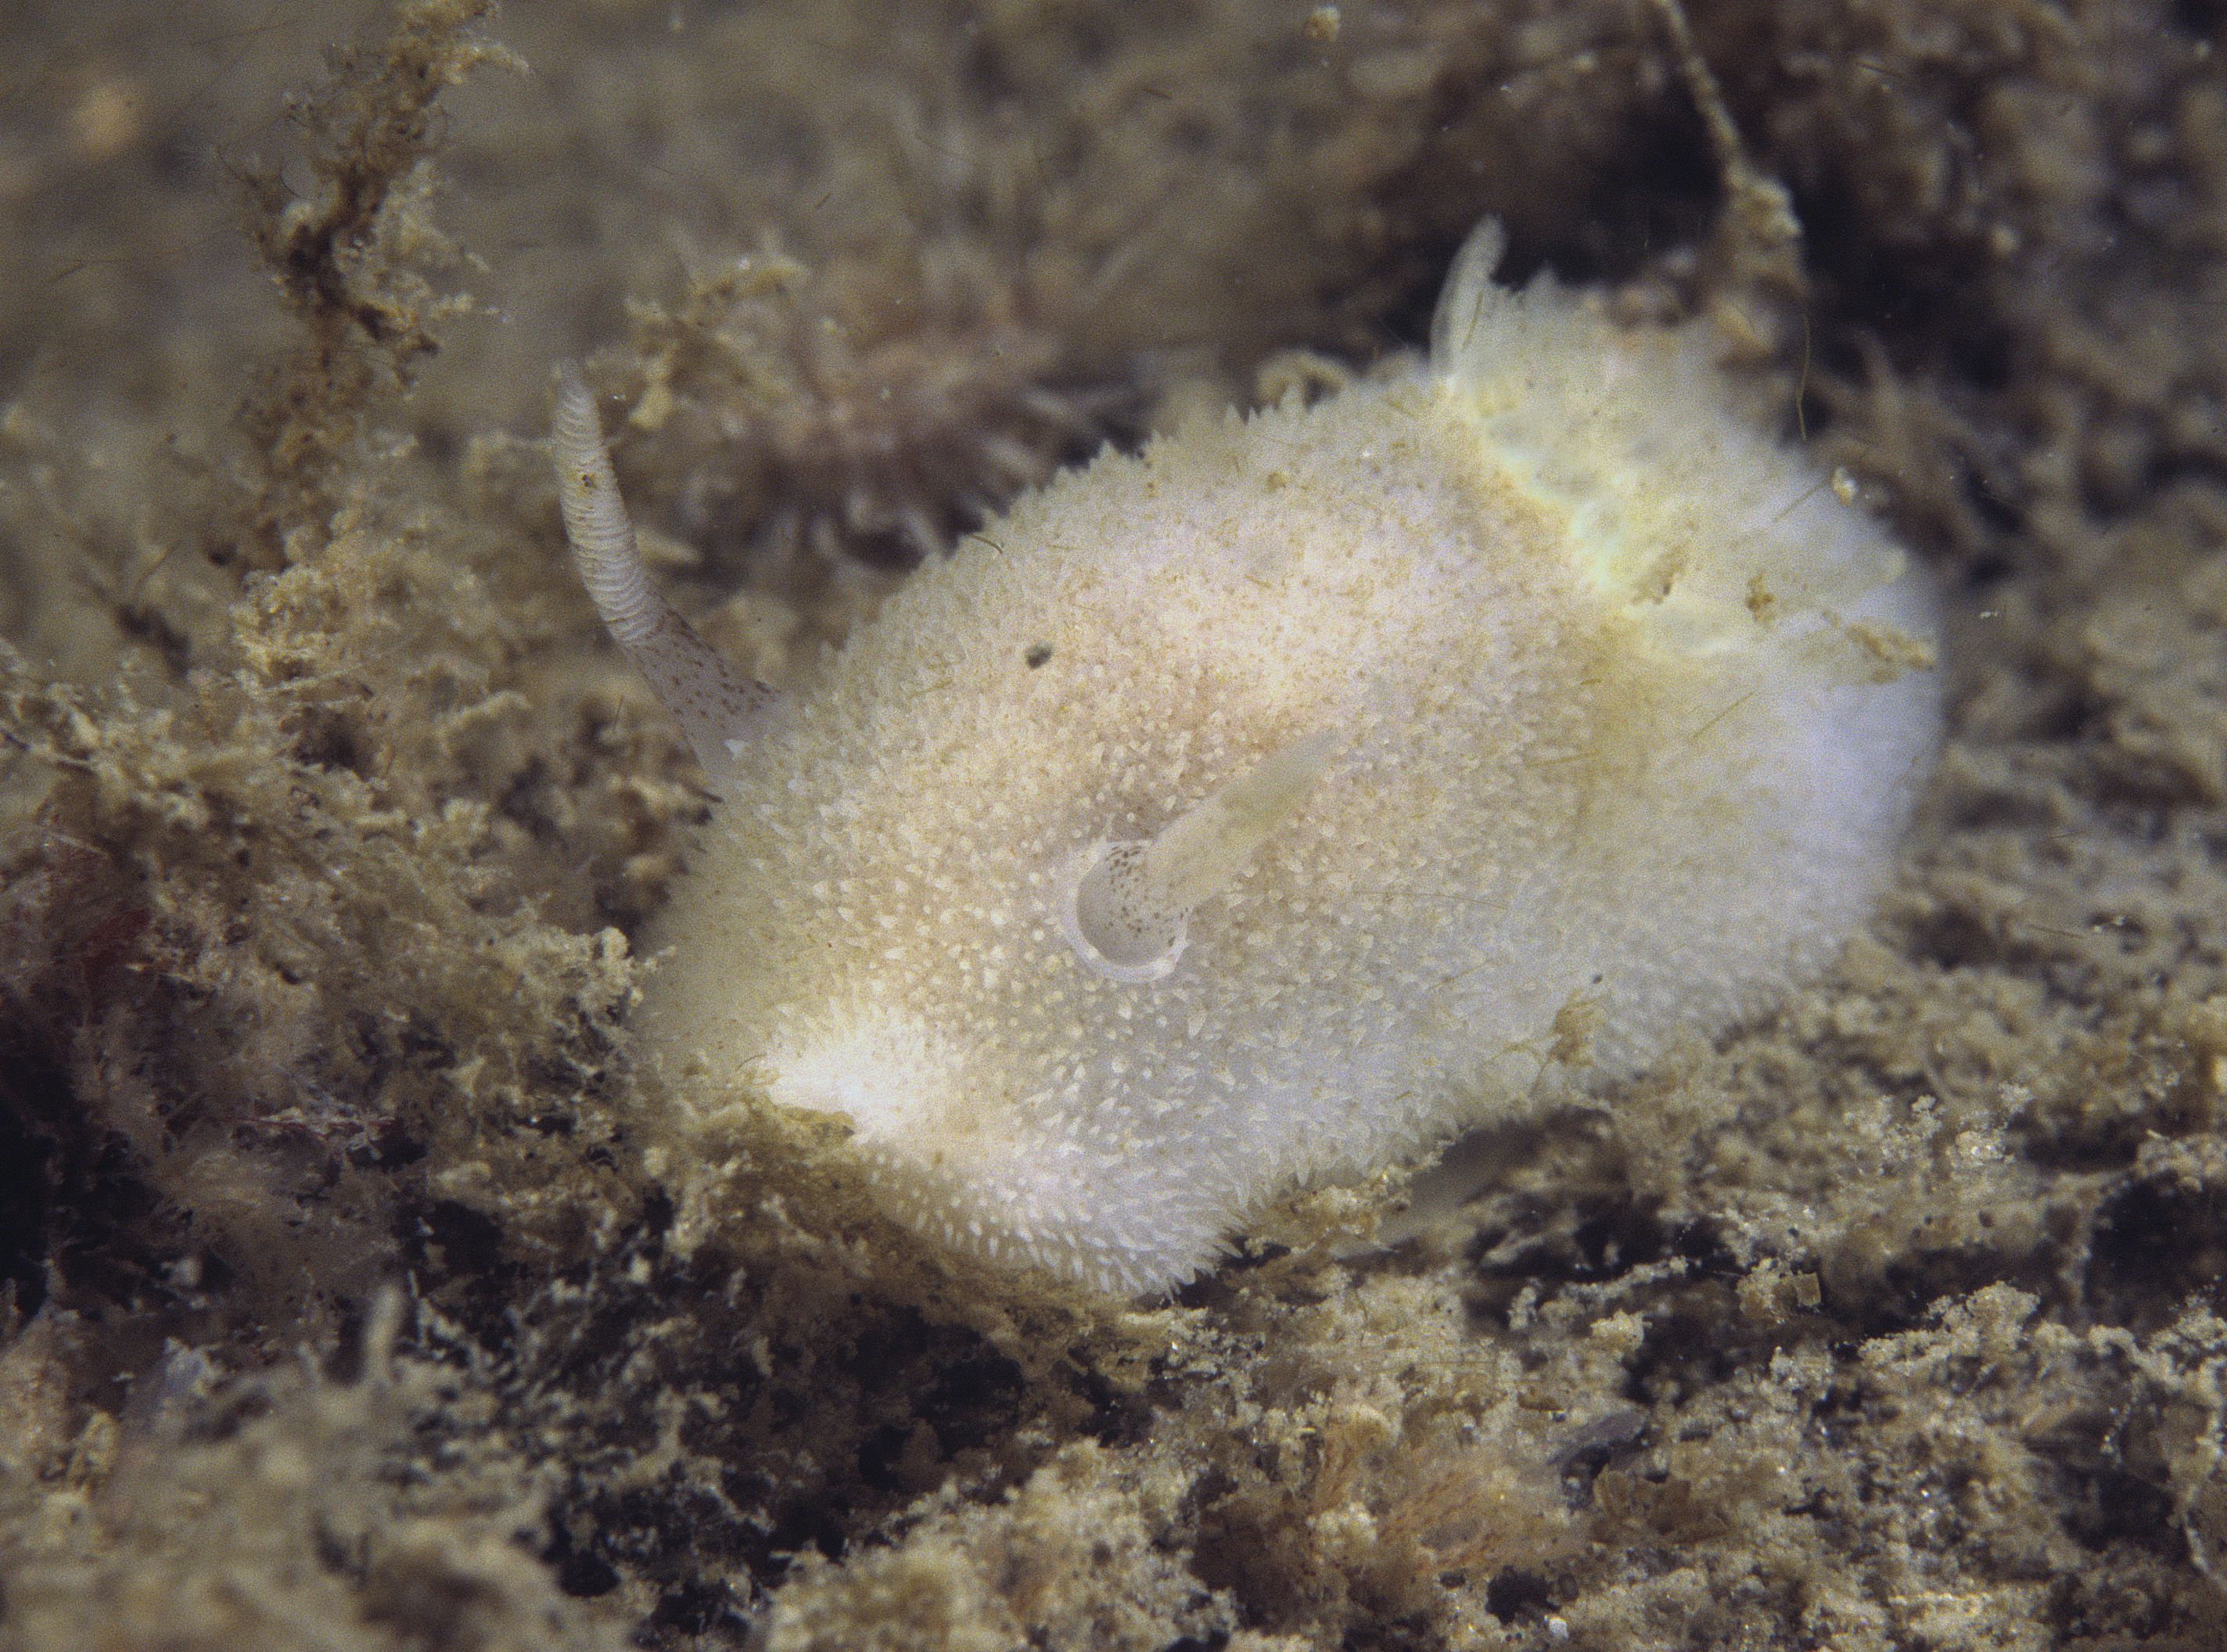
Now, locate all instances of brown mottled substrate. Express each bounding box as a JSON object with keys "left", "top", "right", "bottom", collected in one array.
[{"left": 3, "top": 1, "right": 2226, "bottom": 1648}]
